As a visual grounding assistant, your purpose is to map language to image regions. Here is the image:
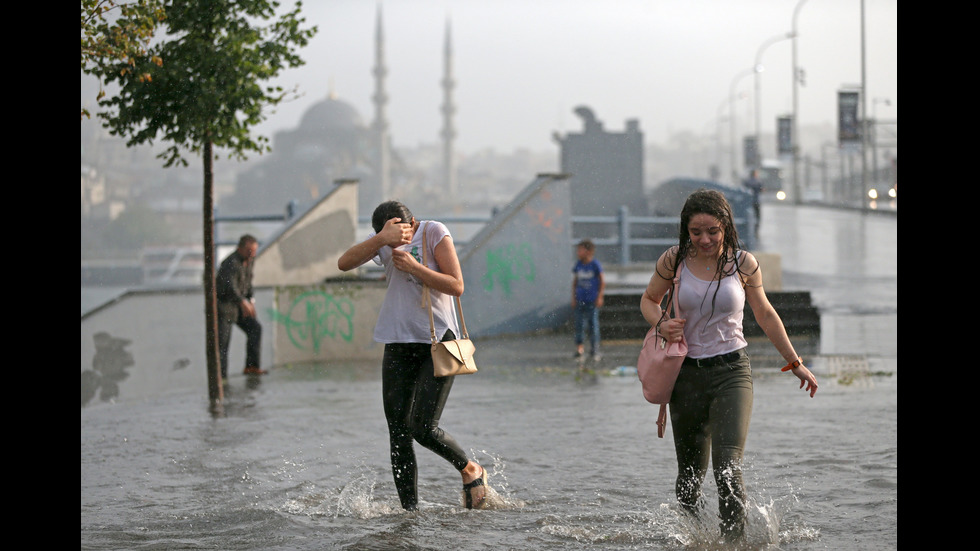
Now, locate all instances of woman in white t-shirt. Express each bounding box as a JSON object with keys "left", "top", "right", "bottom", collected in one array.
[
  {"left": 639, "top": 189, "right": 818, "bottom": 542},
  {"left": 338, "top": 200, "right": 489, "bottom": 511}
]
